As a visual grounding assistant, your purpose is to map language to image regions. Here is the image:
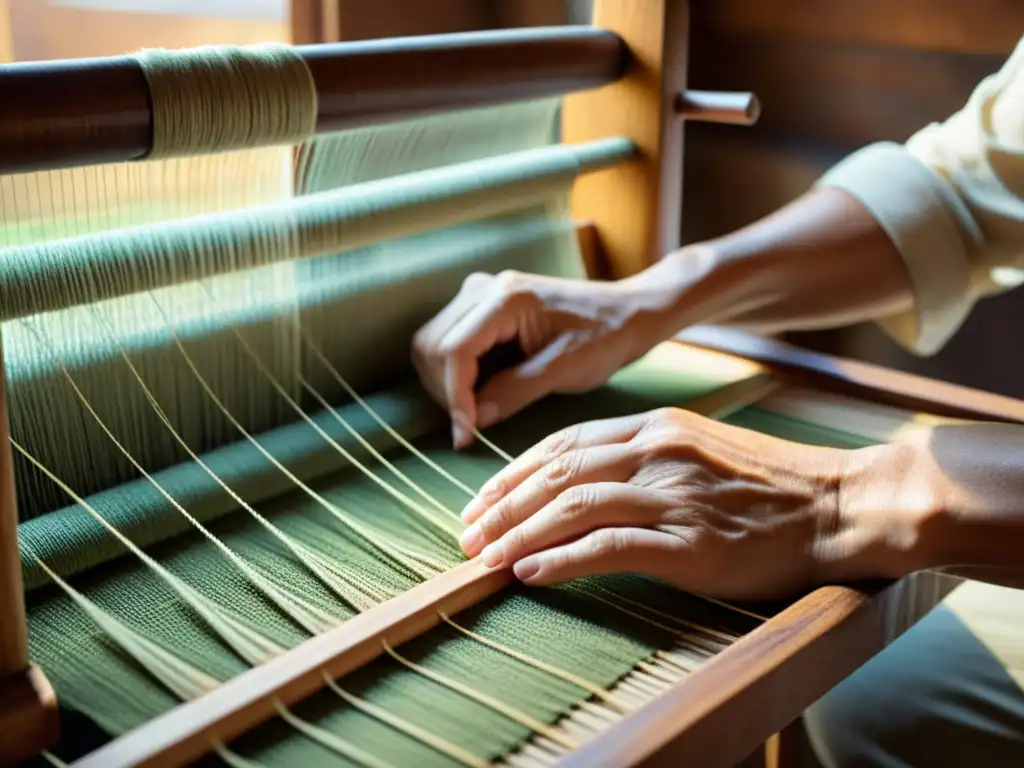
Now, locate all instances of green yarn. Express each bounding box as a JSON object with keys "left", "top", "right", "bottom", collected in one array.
[
  {"left": 0, "top": 140, "right": 631, "bottom": 324},
  {"left": 135, "top": 44, "right": 318, "bottom": 159}
]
